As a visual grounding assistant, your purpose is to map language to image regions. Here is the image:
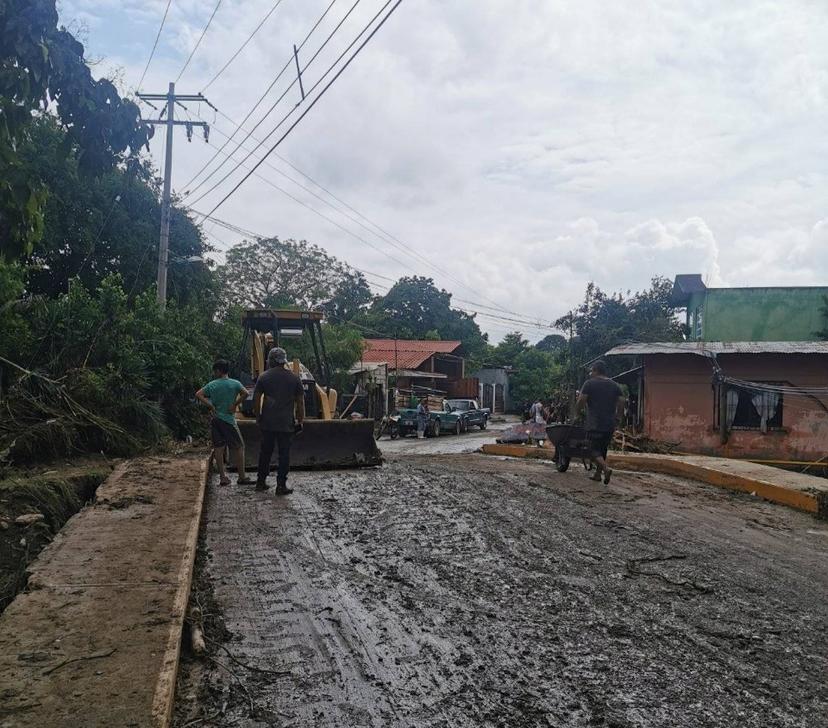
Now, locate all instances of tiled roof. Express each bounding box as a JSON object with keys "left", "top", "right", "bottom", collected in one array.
[
  {"left": 605, "top": 341, "right": 828, "bottom": 357},
  {"left": 360, "top": 339, "right": 462, "bottom": 370}
]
